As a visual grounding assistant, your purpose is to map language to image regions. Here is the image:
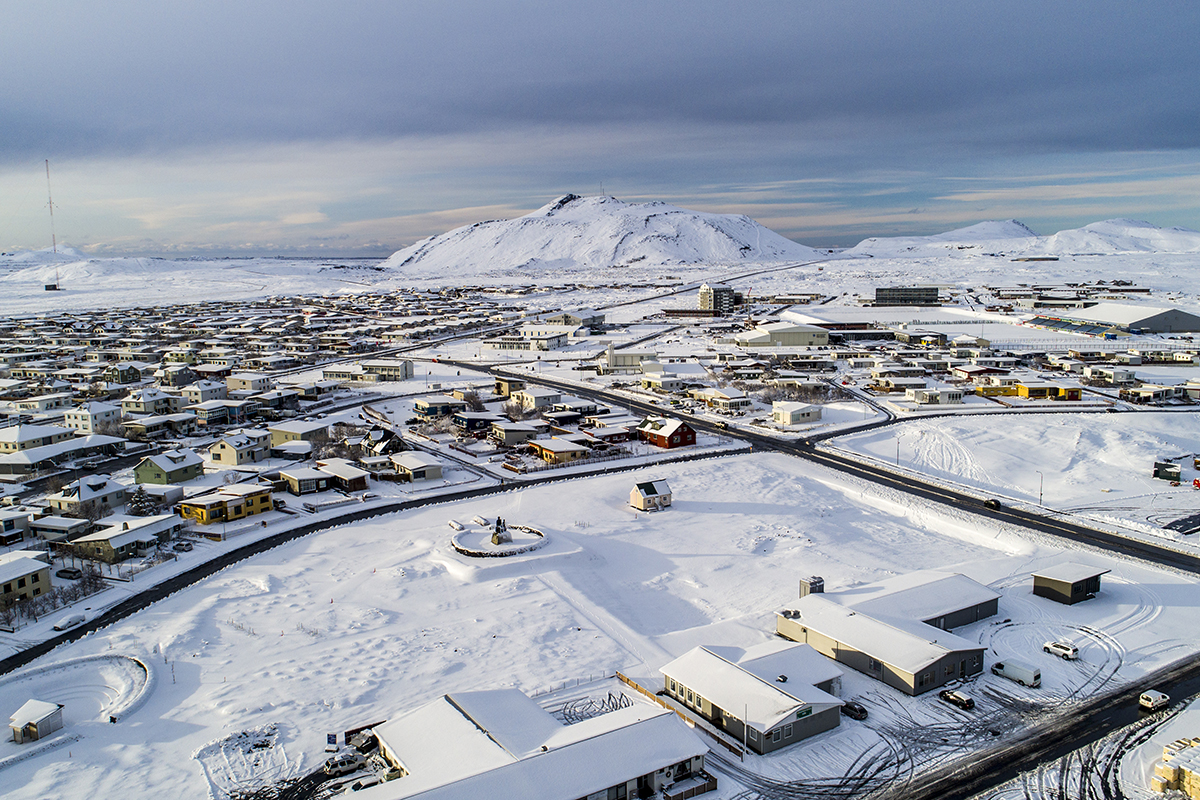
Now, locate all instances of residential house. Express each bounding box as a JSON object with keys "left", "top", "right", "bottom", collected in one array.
[
  {"left": 46, "top": 477, "right": 128, "bottom": 518},
  {"left": 179, "top": 483, "right": 273, "bottom": 525},
  {"left": 772, "top": 401, "right": 822, "bottom": 425},
  {"left": 121, "top": 387, "right": 182, "bottom": 416},
  {"left": 413, "top": 395, "right": 468, "bottom": 418},
  {"left": 372, "top": 689, "right": 710, "bottom": 800},
  {"left": 268, "top": 420, "right": 330, "bottom": 448},
  {"left": 0, "top": 509, "right": 33, "bottom": 546},
  {"left": 630, "top": 480, "right": 672, "bottom": 511},
  {"left": 226, "top": 372, "right": 271, "bottom": 395},
  {"left": 70, "top": 514, "right": 184, "bottom": 563},
  {"left": 0, "top": 424, "right": 75, "bottom": 453},
  {"left": 315, "top": 458, "right": 370, "bottom": 492},
  {"left": 510, "top": 388, "right": 561, "bottom": 411},
  {"left": 180, "top": 380, "right": 228, "bottom": 404},
  {"left": 207, "top": 429, "right": 271, "bottom": 466},
  {"left": 0, "top": 556, "right": 51, "bottom": 607},
  {"left": 527, "top": 438, "right": 590, "bottom": 464},
  {"left": 63, "top": 401, "right": 120, "bottom": 434},
  {"left": 389, "top": 453, "right": 443, "bottom": 481},
  {"left": 490, "top": 421, "right": 538, "bottom": 447},
  {"left": 278, "top": 467, "right": 332, "bottom": 495},
  {"left": 636, "top": 417, "right": 696, "bottom": 449},
  {"left": 121, "top": 413, "right": 198, "bottom": 439},
  {"left": 28, "top": 515, "right": 90, "bottom": 543},
  {"left": 133, "top": 448, "right": 204, "bottom": 484}
]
